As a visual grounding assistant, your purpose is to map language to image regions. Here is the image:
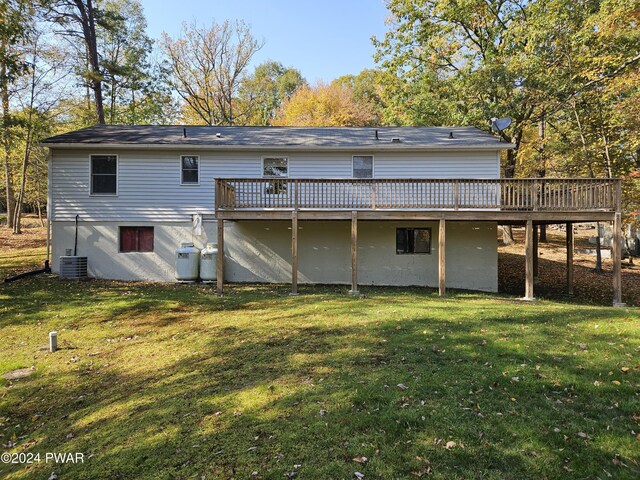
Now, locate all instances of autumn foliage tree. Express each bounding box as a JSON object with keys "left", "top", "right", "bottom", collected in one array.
[{"left": 273, "top": 81, "right": 378, "bottom": 126}]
